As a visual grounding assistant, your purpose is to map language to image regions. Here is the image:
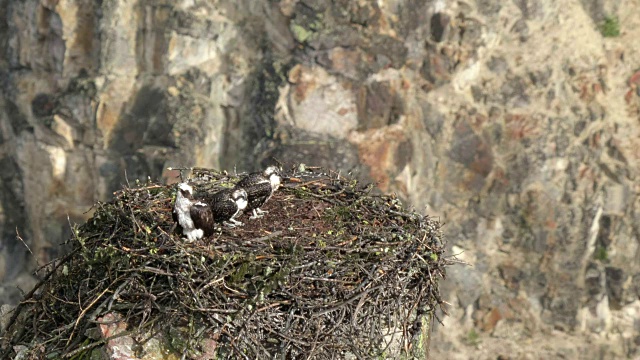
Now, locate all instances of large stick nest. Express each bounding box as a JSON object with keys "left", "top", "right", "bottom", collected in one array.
[{"left": 1, "top": 166, "right": 449, "bottom": 359}]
